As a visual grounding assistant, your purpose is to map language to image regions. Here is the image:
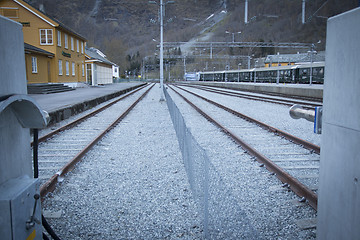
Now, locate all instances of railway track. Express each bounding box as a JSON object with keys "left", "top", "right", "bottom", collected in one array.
[
  {"left": 175, "top": 83, "right": 322, "bottom": 109},
  {"left": 35, "top": 84, "right": 154, "bottom": 198},
  {"left": 168, "top": 84, "right": 320, "bottom": 210}
]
